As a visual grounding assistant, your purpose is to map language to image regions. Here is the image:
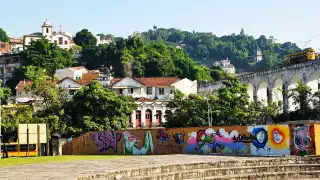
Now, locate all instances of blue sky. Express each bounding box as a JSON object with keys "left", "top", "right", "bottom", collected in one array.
[{"left": 1, "top": 0, "right": 320, "bottom": 48}]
